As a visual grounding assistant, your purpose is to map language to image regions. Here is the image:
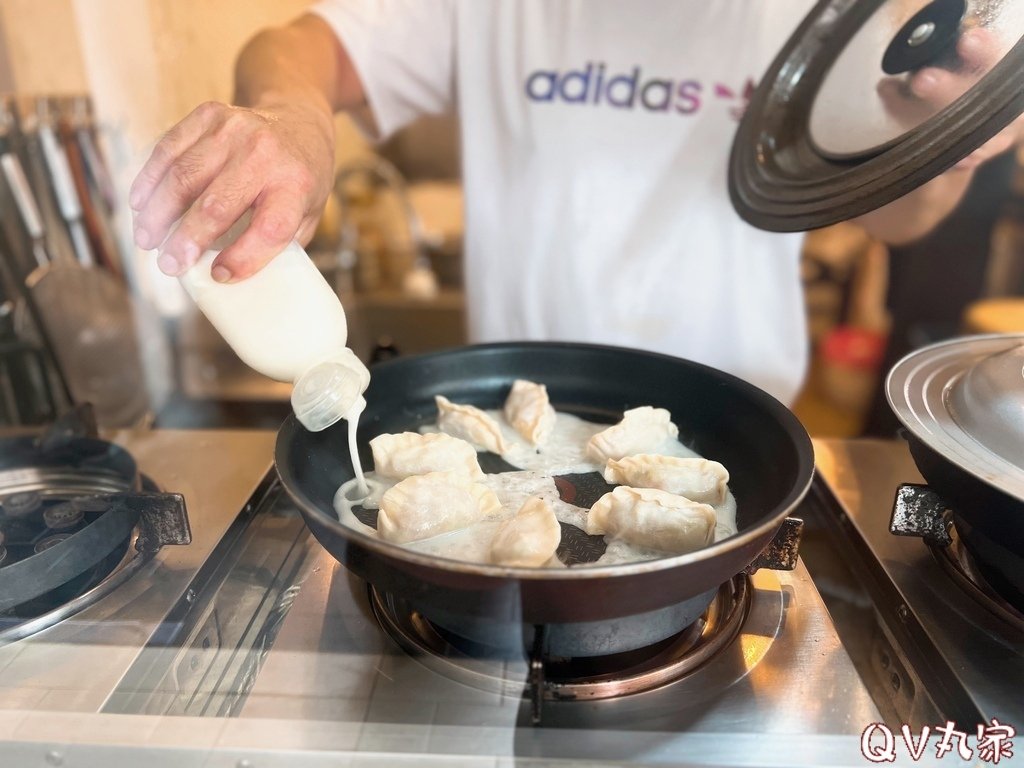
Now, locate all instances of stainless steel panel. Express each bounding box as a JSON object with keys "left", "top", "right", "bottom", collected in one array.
[
  {"left": 814, "top": 438, "right": 1024, "bottom": 725},
  {"left": 0, "top": 429, "right": 275, "bottom": 713},
  {"left": 0, "top": 431, "right": 891, "bottom": 766}
]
